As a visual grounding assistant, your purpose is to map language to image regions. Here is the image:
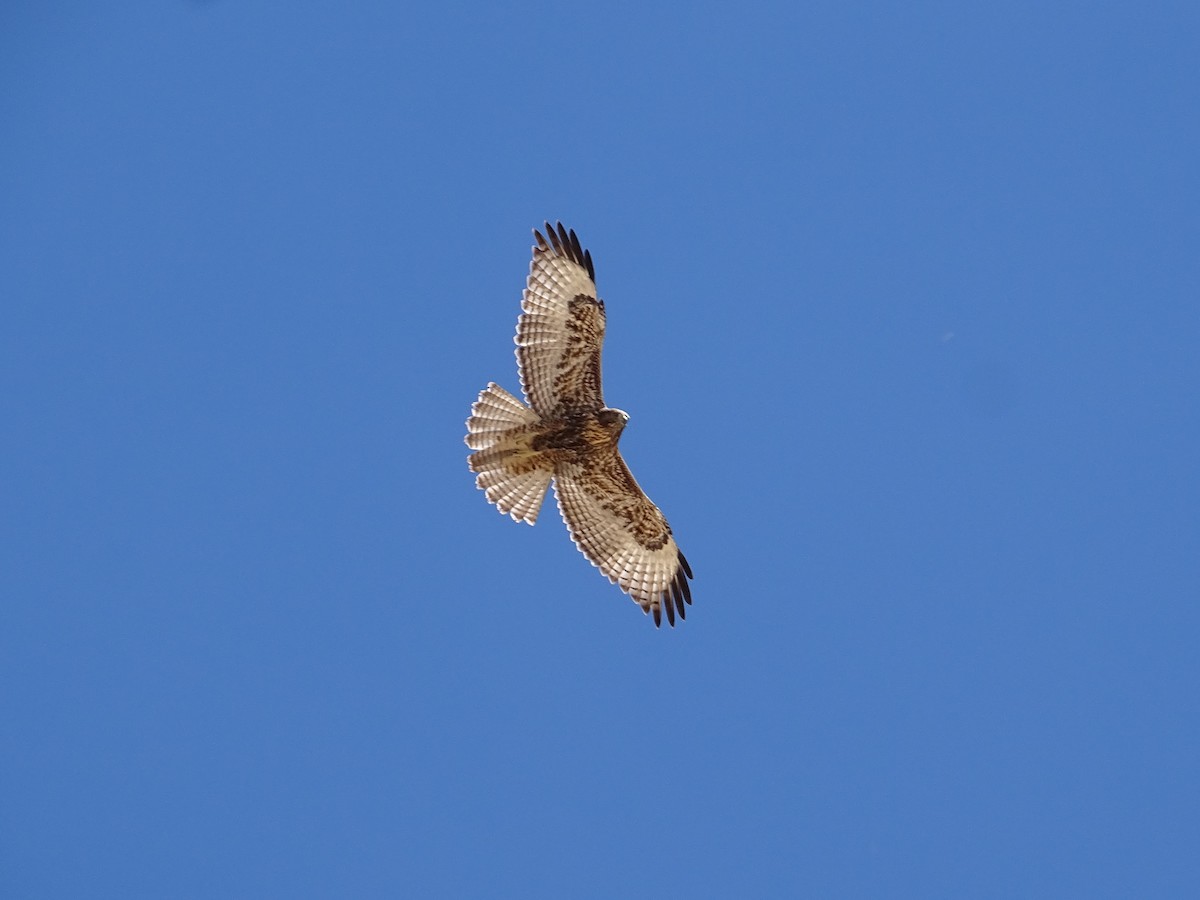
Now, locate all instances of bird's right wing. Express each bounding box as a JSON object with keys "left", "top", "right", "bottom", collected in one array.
[{"left": 515, "top": 222, "right": 606, "bottom": 417}]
